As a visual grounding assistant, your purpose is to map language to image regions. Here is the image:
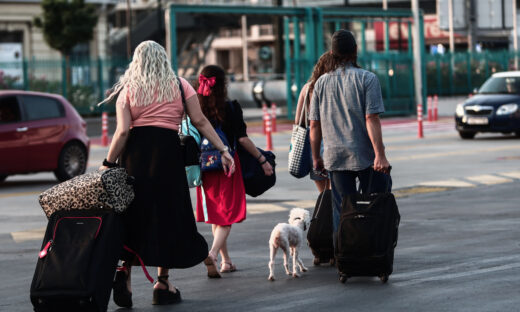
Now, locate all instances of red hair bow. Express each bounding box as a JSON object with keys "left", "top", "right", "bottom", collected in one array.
[{"left": 198, "top": 75, "right": 216, "bottom": 96}]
